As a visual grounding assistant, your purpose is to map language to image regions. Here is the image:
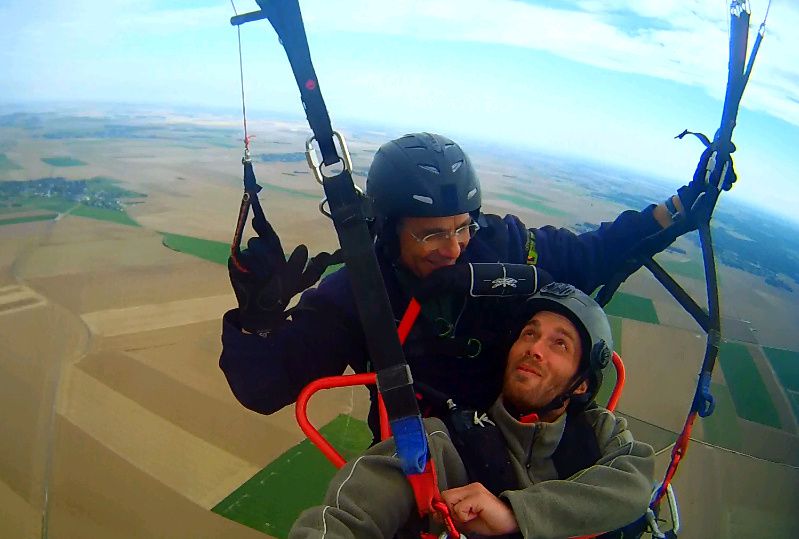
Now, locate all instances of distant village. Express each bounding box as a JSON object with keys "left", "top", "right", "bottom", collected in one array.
[{"left": 0, "top": 177, "right": 142, "bottom": 212}]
